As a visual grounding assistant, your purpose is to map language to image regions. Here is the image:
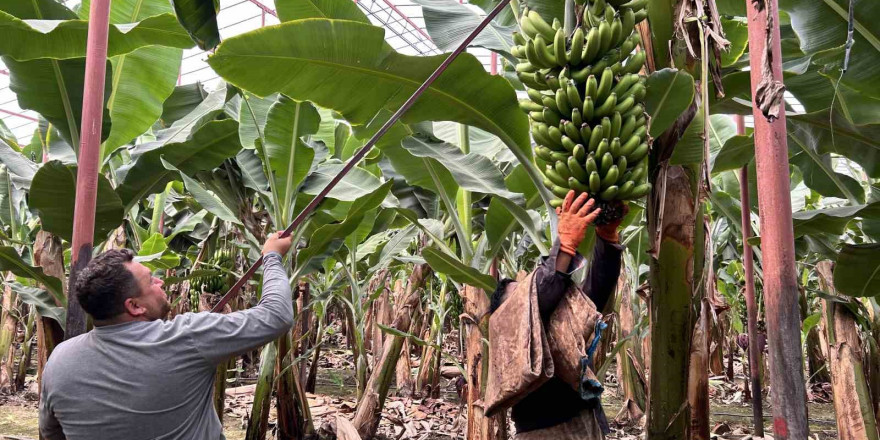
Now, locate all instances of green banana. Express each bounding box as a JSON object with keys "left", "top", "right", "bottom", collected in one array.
[
  {"left": 569, "top": 177, "right": 590, "bottom": 193},
  {"left": 632, "top": 125, "right": 647, "bottom": 142},
  {"left": 610, "top": 18, "right": 623, "bottom": 48},
  {"left": 620, "top": 0, "right": 649, "bottom": 11},
  {"left": 528, "top": 11, "right": 557, "bottom": 41},
  {"left": 527, "top": 88, "right": 545, "bottom": 105},
  {"left": 611, "top": 112, "right": 622, "bottom": 138},
  {"left": 589, "top": 171, "right": 601, "bottom": 193},
  {"left": 574, "top": 144, "right": 586, "bottom": 162},
  {"left": 595, "top": 138, "right": 609, "bottom": 158},
  {"left": 600, "top": 152, "right": 614, "bottom": 174},
  {"left": 544, "top": 108, "right": 563, "bottom": 127},
  {"left": 601, "top": 165, "right": 619, "bottom": 189},
  {"left": 566, "top": 81, "right": 584, "bottom": 111},
  {"left": 535, "top": 146, "right": 554, "bottom": 162},
  {"left": 571, "top": 107, "right": 584, "bottom": 127},
  {"left": 582, "top": 28, "right": 601, "bottom": 63},
  {"left": 546, "top": 165, "right": 568, "bottom": 186},
  {"left": 548, "top": 125, "right": 564, "bottom": 146},
  {"left": 551, "top": 198, "right": 564, "bottom": 208},
  {"left": 551, "top": 151, "right": 570, "bottom": 161},
  {"left": 601, "top": 117, "right": 612, "bottom": 139},
  {"left": 583, "top": 96, "right": 595, "bottom": 121},
  {"left": 529, "top": 111, "right": 545, "bottom": 122},
  {"left": 561, "top": 135, "right": 578, "bottom": 152},
  {"left": 563, "top": 122, "right": 582, "bottom": 143},
  {"left": 597, "top": 68, "right": 614, "bottom": 102},
  {"left": 588, "top": 127, "right": 604, "bottom": 152},
  {"left": 516, "top": 62, "right": 539, "bottom": 73},
  {"left": 619, "top": 115, "right": 637, "bottom": 140},
  {"left": 627, "top": 182, "right": 651, "bottom": 199},
  {"left": 555, "top": 160, "right": 572, "bottom": 180},
  {"left": 513, "top": 32, "right": 527, "bottom": 46},
  {"left": 556, "top": 88, "right": 572, "bottom": 116},
  {"left": 600, "top": 185, "right": 618, "bottom": 200},
  {"left": 552, "top": 18, "right": 562, "bottom": 30},
  {"left": 633, "top": 9, "right": 648, "bottom": 23},
  {"left": 619, "top": 9, "right": 635, "bottom": 44},
  {"left": 554, "top": 28, "right": 568, "bottom": 67},
  {"left": 615, "top": 96, "right": 635, "bottom": 114},
  {"left": 580, "top": 123, "right": 592, "bottom": 142},
  {"left": 627, "top": 142, "right": 649, "bottom": 162},
  {"left": 617, "top": 181, "right": 635, "bottom": 199},
  {"left": 621, "top": 51, "right": 646, "bottom": 74},
  {"left": 568, "top": 156, "right": 589, "bottom": 181},
  {"left": 552, "top": 184, "right": 570, "bottom": 198},
  {"left": 617, "top": 156, "right": 628, "bottom": 175},
  {"left": 520, "top": 99, "right": 544, "bottom": 112},
  {"left": 611, "top": 73, "right": 638, "bottom": 96},
  {"left": 610, "top": 137, "right": 621, "bottom": 156},
  {"left": 598, "top": 21, "right": 612, "bottom": 54},
  {"left": 525, "top": 40, "right": 549, "bottom": 68},
  {"left": 624, "top": 103, "right": 644, "bottom": 119},
  {"left": 586, "top": 155, "right": 599, "bottom": 174},
  {"left": 595, "top": 92, "right": 617, "bottom": 117},
  {"left": 619, "top": 135, "right": 640, "bottom": 156},
  {"left": 630, "top": 162, "right": 646, "bottom": 183},
  {"left": 534, "top": 35, "right": 558, "bottom": 67},
  {"left": 570, "top": 28, "right": 585, "bottom": 66}
]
